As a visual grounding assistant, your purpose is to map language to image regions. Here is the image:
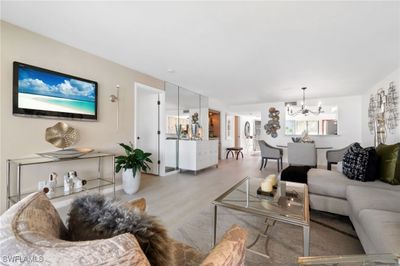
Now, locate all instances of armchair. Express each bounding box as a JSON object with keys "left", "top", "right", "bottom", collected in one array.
[
  {"left": 326, "top": 143, "right": 353, "bottom": 170},
  {"left": 258, "top": 140, "right": 283, "bottom": 171},
  {"left": 0, "top": 192, "right": 248, "bottom": 266}
]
